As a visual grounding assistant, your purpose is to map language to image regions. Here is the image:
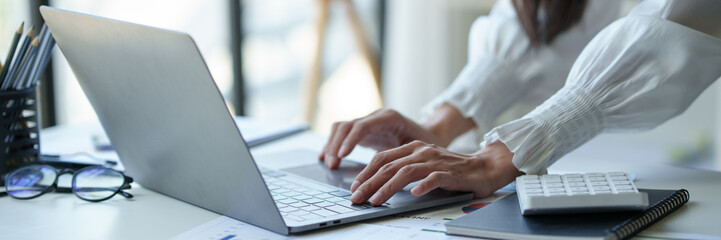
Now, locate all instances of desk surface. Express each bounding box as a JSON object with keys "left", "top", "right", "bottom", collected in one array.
[{"left": 1, "top": 124, "right": 719, "bottom": 239}]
